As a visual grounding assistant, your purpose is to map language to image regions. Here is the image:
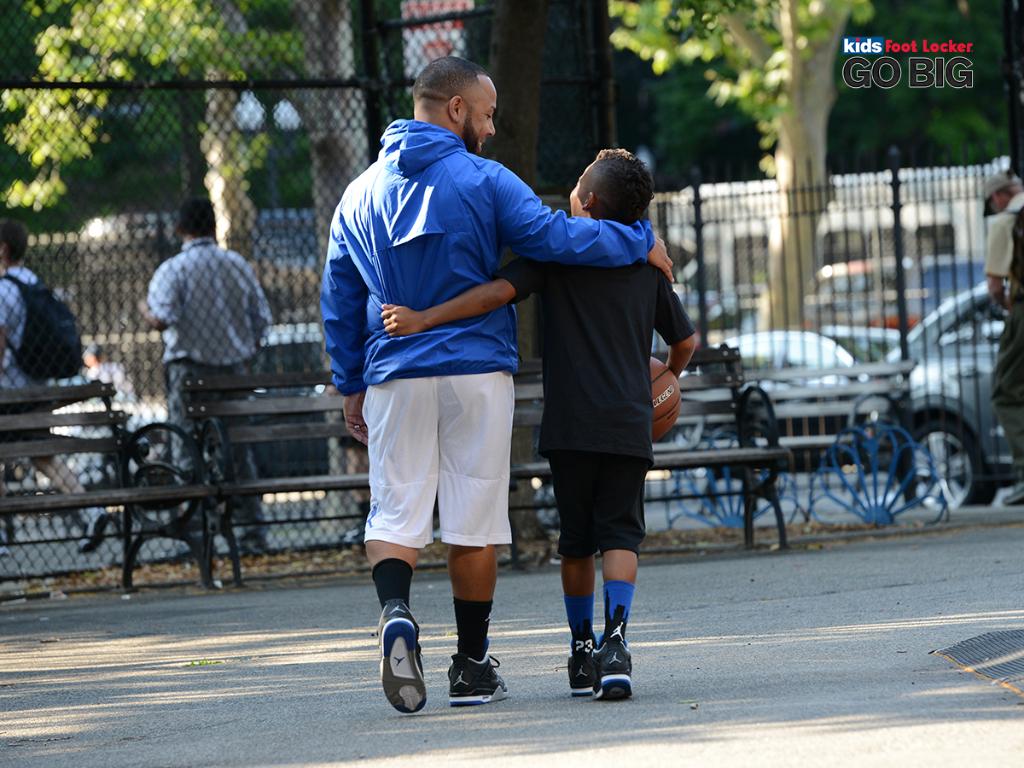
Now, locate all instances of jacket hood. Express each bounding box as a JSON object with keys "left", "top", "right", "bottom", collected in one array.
[{"left": 380, "top": 119, "right": 467, "bottom": 177}]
